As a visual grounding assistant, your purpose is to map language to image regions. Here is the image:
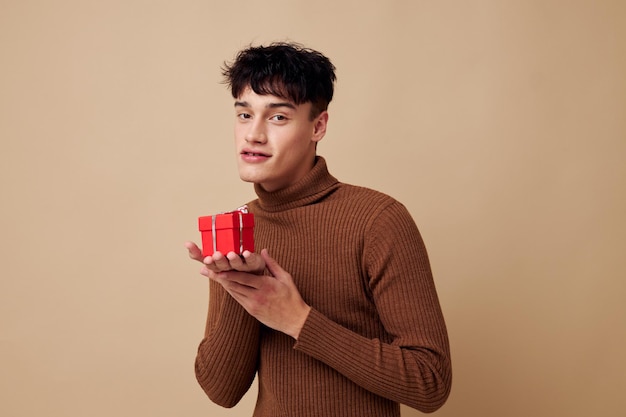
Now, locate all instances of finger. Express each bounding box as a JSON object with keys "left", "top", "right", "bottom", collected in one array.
[
  {"left": 226, "top": 252, "right": 245, "bottom": 269},
  {"left": 202, "top": 259, "right": 222, "bottom": 273},
  {"left": 261, "top": 249, "right": 286, "bottom": 279},
  {"left": 241, "top": 251, "right": 266, "bottom": 274},
  {"left": 200, "top": 265, "right": 210, "bottom": 277},
  {"left": 185, "top": 241, "right": 204, "bottom": 262},
  {"left": 202, "top": 267, "right": 227, "bottom": 284},
  {"left": 224, "top": 270, "right": 261, "bottom": 288},
  {"left": 211, "top": 251, "right": 233, "bottom": 271},
  {"left": 200, "top": 267, "right": 252, "bottom": 299}
]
